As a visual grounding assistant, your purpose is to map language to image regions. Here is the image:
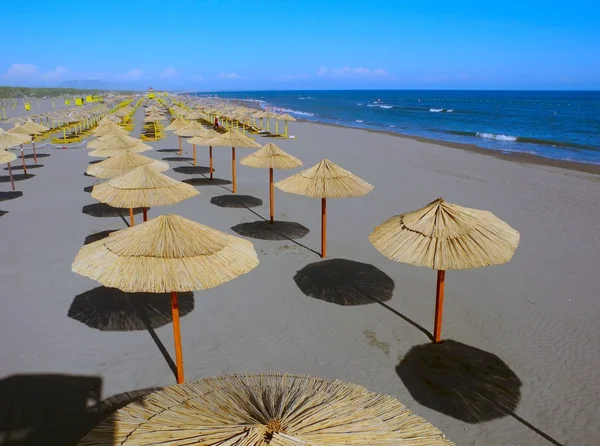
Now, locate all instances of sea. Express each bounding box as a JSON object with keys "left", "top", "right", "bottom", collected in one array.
[{"left": 195, "top": 90, "right": 600, "bottom": 166}]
